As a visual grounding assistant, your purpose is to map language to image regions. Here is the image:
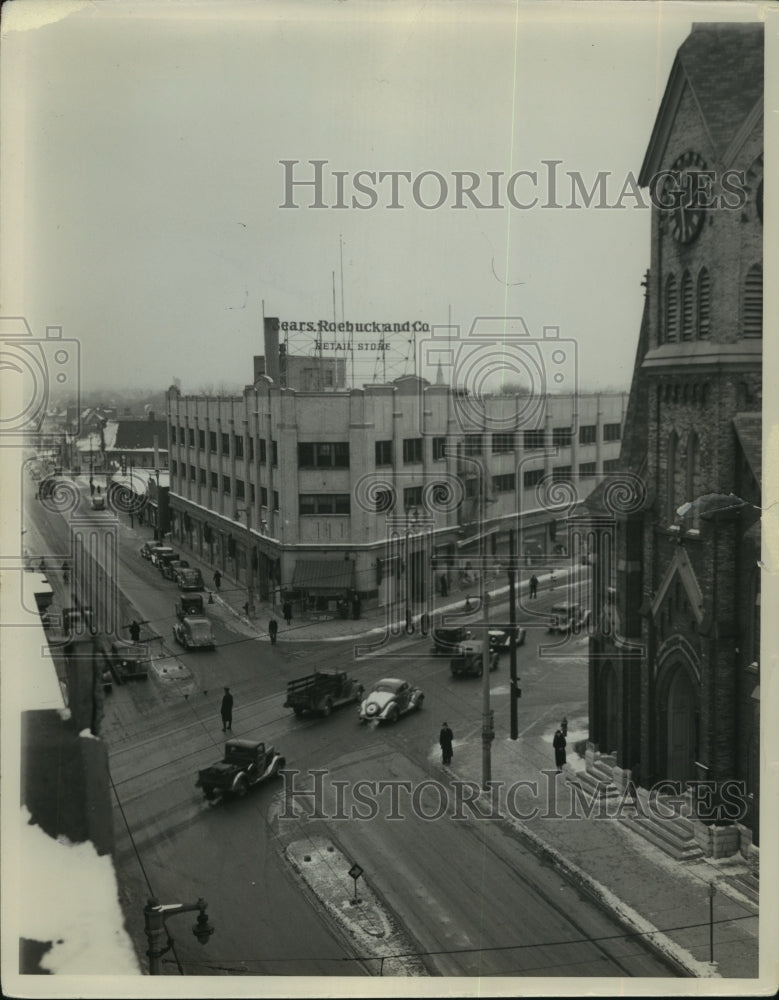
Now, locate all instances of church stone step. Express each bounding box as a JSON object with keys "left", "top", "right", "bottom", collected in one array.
[{"left": 621, "top": 814, "right": 703, "bottom": 862}]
